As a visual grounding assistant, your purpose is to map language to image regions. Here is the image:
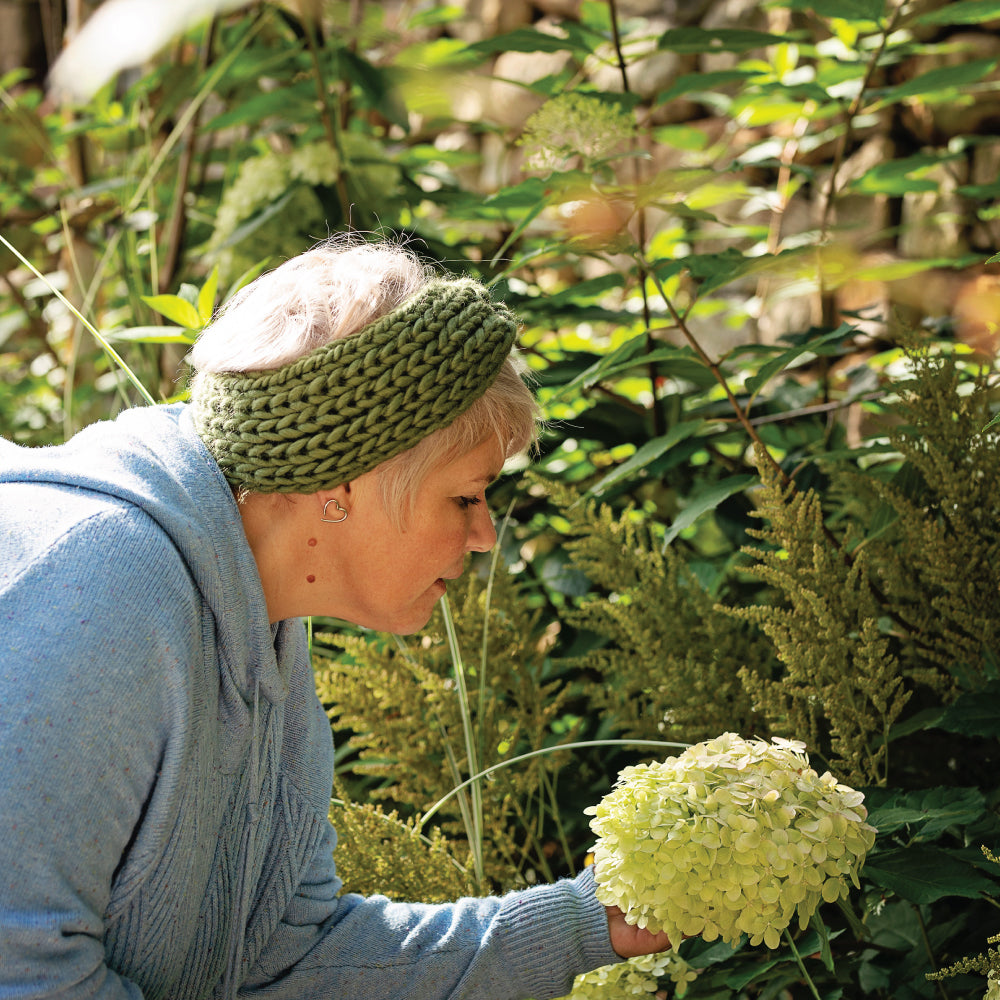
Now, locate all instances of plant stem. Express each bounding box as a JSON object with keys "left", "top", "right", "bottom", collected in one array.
[
  {"left": 158, "top": 17, "right": 217, "bottom": 293},
  {"left": 639, "top": 252, "right": 789, "bottom": 487},
  {"left": 915, "top": 904, "right": 952, "bottom": 1000},
  {"left": 783, "top": 929, "right": 823, "bottom": 1000},
  {"left": 606, "top": 0, "right": 664, "bottom": 438},
  {"left": 0, "top": 232, "right": 154, "bottom": 406},
  {"left": 440, "top": 595, "right": 485, "bottom": 888},
  {"left": 300, "top": 6, "right": 352, "bottom": 226},
  {"left": 126, "top": 11, "right": 267, "bottom": 216},
  {"left": 815, "top": 0, "right": 906, "bottom": 326},
  {"left": 418, "top": 739, "right": 689, "bottom": 831}
]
